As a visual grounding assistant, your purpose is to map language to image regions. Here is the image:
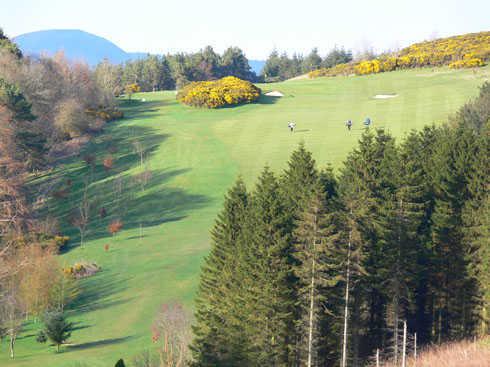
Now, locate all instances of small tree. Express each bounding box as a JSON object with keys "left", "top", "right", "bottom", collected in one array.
[
  {"left": 135, "top": 170, "right": 152, "bottom": 192},
  {"left": 125, "top": 83, "right": 140, "bottom": 101},
  {"left": 42, "top": 311, "right": 74, "bottom": 353},
  {"left": 115, "top": 358, "right": 126, "bottom": 367},
  {"left": 103, "top": 156, "right": 114, "bottom": 171},
  {"left": 108, "top": 219, "right": 123, "bottom": 237},
  {"left": 152, "top": 302, "right": 191, "bottom": 367},
  {"left": 54, "top": 98, "right": 90, "bottom": 138},
  {"left": 132, "top": 140, "right": 145, "bottom": 167},
  {"left": 71, "top": 179, "right": 90, "bottom": 247}
]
